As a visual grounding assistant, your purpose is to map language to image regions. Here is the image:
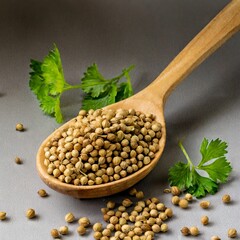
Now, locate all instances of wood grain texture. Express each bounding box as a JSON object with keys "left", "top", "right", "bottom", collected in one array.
[{"left": 36, "top": 0, "right": 240, "bottom": 198}]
